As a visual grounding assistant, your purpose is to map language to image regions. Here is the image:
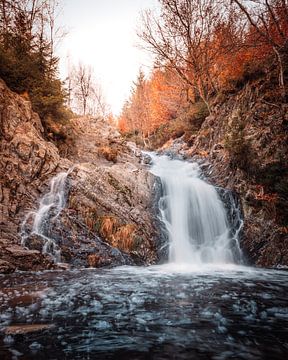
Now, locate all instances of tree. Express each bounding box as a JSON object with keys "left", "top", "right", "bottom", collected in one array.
[
  {"left": 117, "top": 66, "right": 187, "bottom": 138},
  {"left": 74, "top": 63, "right": 93, "bottom": 115},
  {"left": 233, "top": 0, "right": 288, "bottom": 97},
  {"left": 138, "top": 0, "right": 230, "bottom": 112},
  {"left": 129, "top": 69, "right": 151, "bottom": 142},
  {"left": 89, "top": 83, "right": 109, "bottom": 118},
  {"left": 71, "top": 62, "right": 108, "bottom": 117},
  {"left": 0, "top": 0, "right": 67, "bottom": 126}
]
